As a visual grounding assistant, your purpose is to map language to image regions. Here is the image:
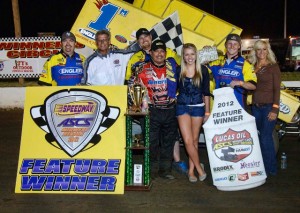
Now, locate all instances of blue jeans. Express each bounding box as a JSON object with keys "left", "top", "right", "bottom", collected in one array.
[
  {"left": 252, "top": 104, "right": 277, "bottom": 175},
  {"left": 176, "top": 105, "right": 205, "bottom": 117}
]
